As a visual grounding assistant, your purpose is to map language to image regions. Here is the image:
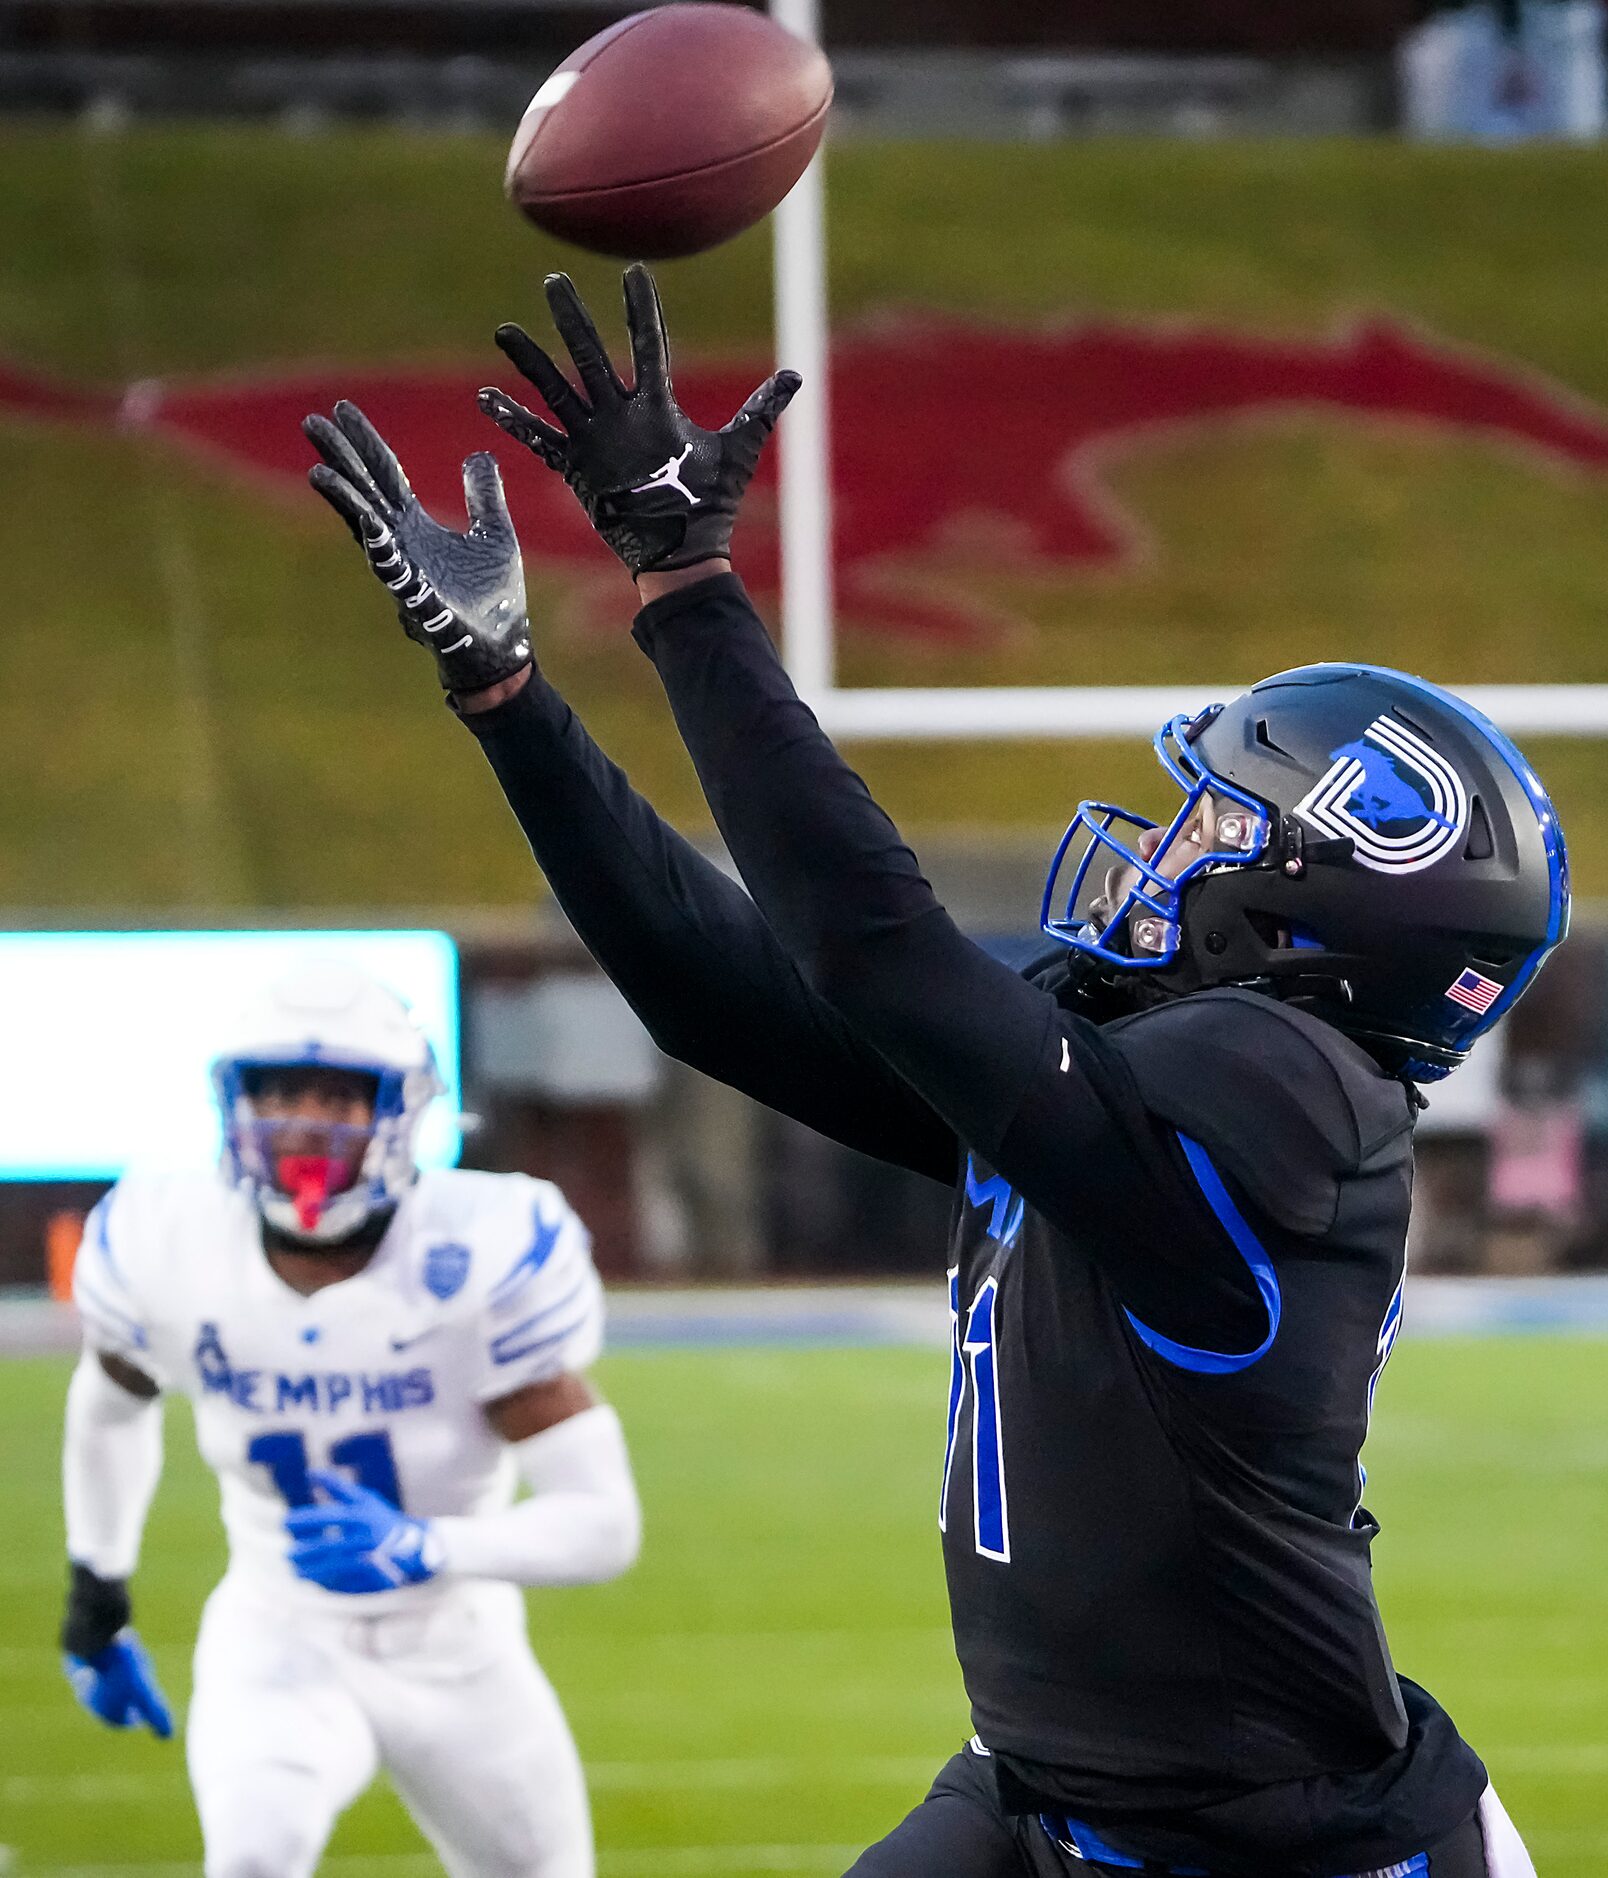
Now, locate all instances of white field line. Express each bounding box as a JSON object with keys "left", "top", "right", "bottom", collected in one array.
[
  {"left": 566, "top": 1624, "right": 955, "bottom": 1649},
  {"left": 17, "top": 1866, "right": 434, "bottom": 1878},
  {"left": 1, "top": 1774, "right": 151, "bottom": 1803},
  {"left": 1443, "top": 1671, "right": 1608, "bottom": 1703},
  {"left": 600, "top": 1851, "right": 863, "bottom": 1876},
  {"left": 25, "top": 1849, "right": 1608, "bottom": 1878},
  {"left": 12, "top": 1849, "right": 867, "bottom": 1877},
  {"left": 1488, "top": 1741, "right": 1608, "bottom": 1772},
  {"left": 10, "top": 1745, "right": 1608, "bottom": 1808},
  {"left": 0, "top": 1627, "right": 955, "bottom": 1684},
  {"left": 1525, "top": 1828, "right": 1608, "bottom": 1856},
  {"left": 17, "top": 1822, "right": 1608, "bottom": 1876},
  {"left": 587, "top": 1756, "right": 936, "bottom": 1790},
  {"left": 600, "top": 1852, "right": 864, "bottom": 1875},
  {"left": 1, "top": 1756, "right": 939, "bottom": 1807}
]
